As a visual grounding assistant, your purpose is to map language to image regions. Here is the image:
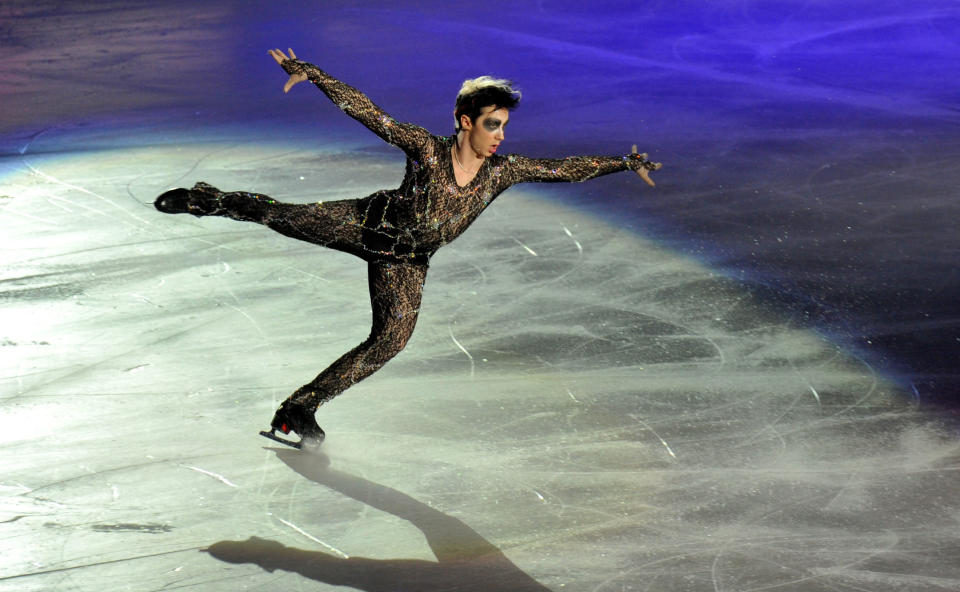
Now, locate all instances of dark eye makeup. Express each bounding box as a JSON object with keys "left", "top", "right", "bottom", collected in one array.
[{"left": 483, "top": 118, "right": 505, "bottom": 132}]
